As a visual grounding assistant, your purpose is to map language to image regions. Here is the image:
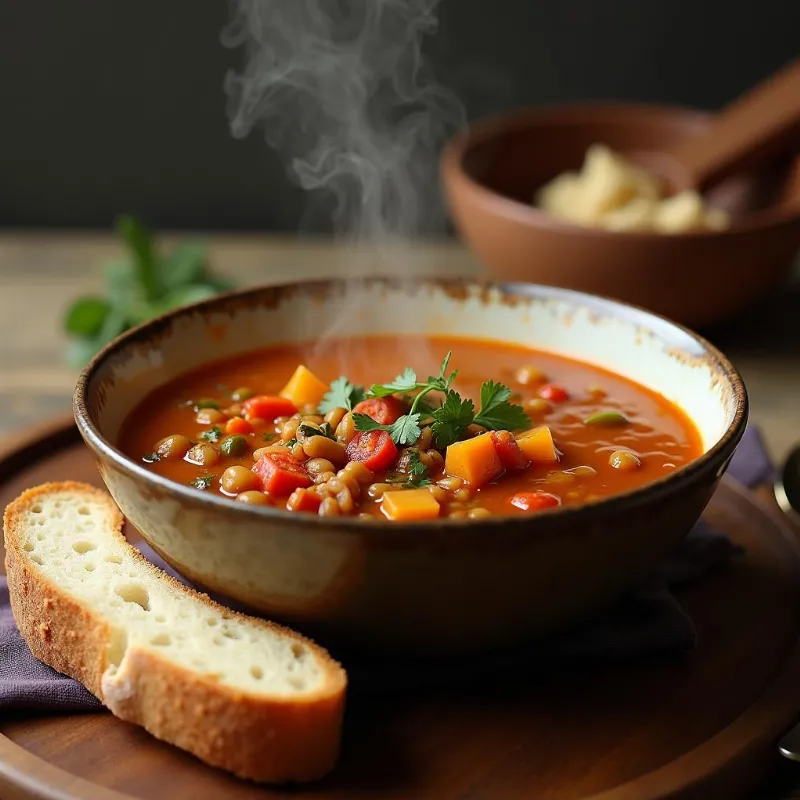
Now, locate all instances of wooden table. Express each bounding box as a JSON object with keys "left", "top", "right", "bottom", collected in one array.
[{"left": 1, "top": 231, "right": 800, "bottom": 798}]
